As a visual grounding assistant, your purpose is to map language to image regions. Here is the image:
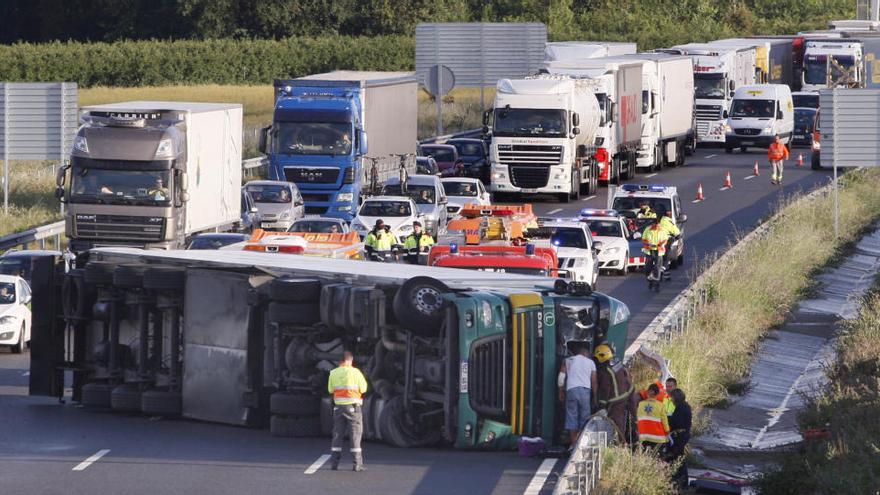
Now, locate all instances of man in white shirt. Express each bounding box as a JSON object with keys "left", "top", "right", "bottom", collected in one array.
[{"left": 558, "top": 342, "right": 598, "bottom": 447}]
